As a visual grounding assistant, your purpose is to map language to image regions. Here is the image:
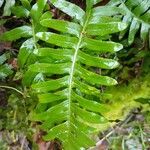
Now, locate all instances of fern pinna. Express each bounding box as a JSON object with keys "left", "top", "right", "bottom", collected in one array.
[{"left": 21, "top": 0, "right": 127, "bottom": 149}]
